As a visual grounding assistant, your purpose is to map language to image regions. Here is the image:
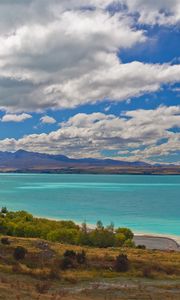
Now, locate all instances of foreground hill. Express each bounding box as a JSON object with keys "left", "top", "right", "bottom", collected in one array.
[
  {"left": 0, "top": 210, "right": 179, "bottom": 299},
  {"left": 0, "top": 236, "right": 180, "bottom": 300},
  {"left": 0, "top": 149, "right": 180, "bottom": 174}
]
